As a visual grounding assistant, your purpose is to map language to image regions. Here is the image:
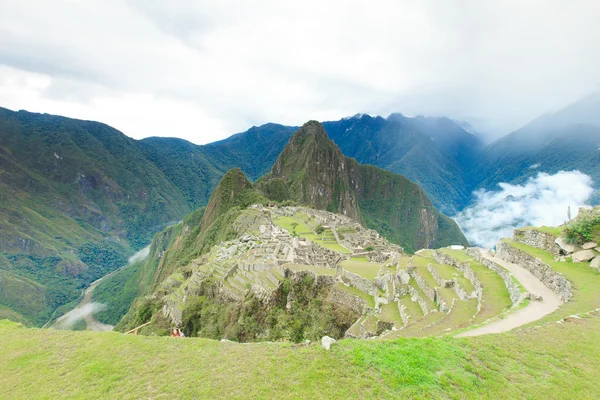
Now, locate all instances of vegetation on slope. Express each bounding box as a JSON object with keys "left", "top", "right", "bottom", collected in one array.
[{"left": 259, "top": 121, "right": 468, "bottom": 252}]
